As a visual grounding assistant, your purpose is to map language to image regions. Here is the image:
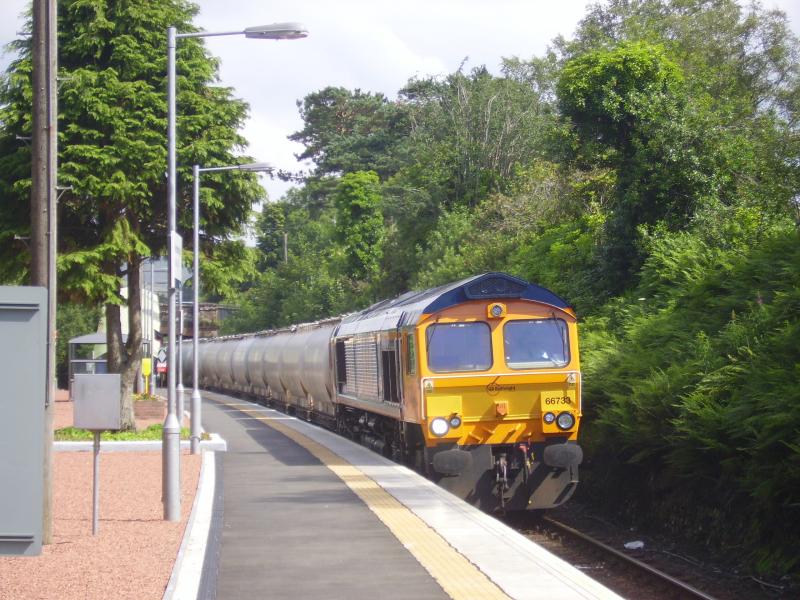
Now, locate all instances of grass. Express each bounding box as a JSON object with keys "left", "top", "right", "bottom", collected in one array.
[{"left": 55, "top": 424, "right": 191, "bottom": 441}]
